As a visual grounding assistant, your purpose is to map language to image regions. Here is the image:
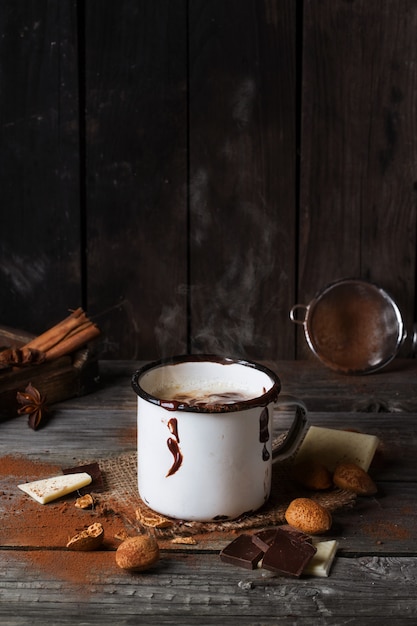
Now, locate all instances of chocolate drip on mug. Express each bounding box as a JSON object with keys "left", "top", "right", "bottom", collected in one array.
[
  {"left": 259, "top": 408, "right": 270, "bottom": 461},
  {"left": 166, "top": 418, "right": 183, "bottom": 476}
]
